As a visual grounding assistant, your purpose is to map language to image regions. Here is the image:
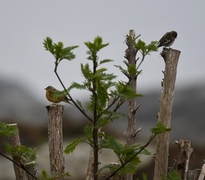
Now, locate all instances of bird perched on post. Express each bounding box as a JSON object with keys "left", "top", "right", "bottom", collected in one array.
[
  {"left": 157, "top": 31, "right": 177, "bottom": 47},
  {"left": 45, "top": 86, "right": 71, "bottom": 104}
]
